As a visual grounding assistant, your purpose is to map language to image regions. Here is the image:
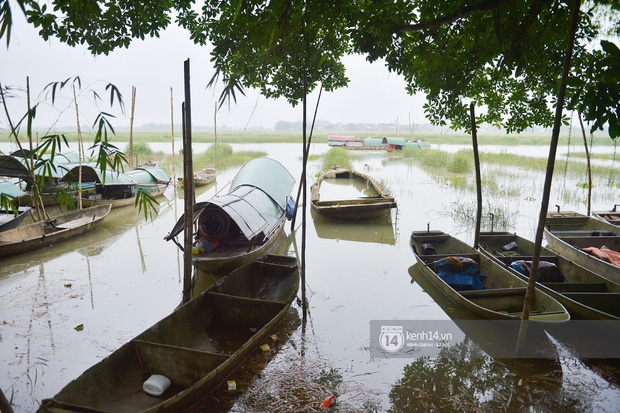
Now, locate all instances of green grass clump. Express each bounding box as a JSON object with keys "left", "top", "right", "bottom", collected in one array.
[
  {"left": 322, "top": 147, "right": 352, "bottom": 171},
  {"left": 126, "top": 141, "right": 153, "bottom": 155},
  {"left": 193, "top": 143, "right": 266, "bottom": 171},
  {"left": 448, "top": 149, "right": 474, "bottom": 174}
]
